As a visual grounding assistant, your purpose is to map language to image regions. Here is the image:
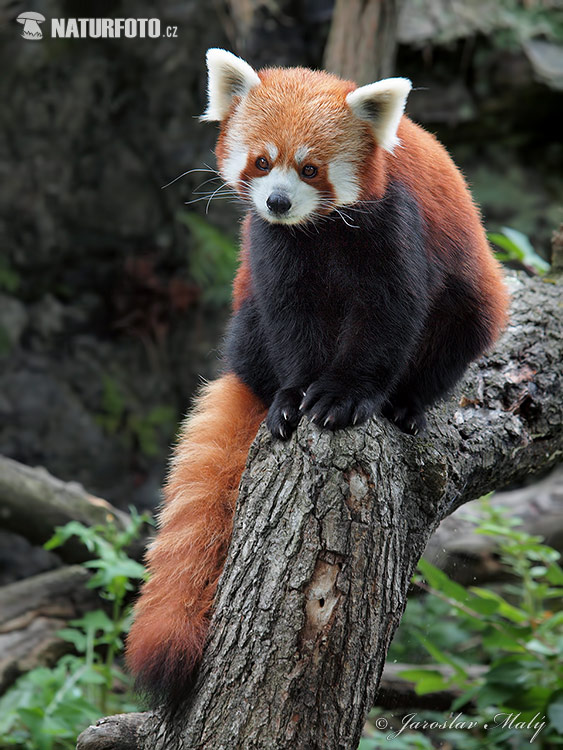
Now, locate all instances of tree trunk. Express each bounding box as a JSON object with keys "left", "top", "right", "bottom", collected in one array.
[
  {"left": 323, "top": 0, "right": 403, "bottom": 83},
  {"left": 77, "top": 270, "right": 562, "bottom": 749}
]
